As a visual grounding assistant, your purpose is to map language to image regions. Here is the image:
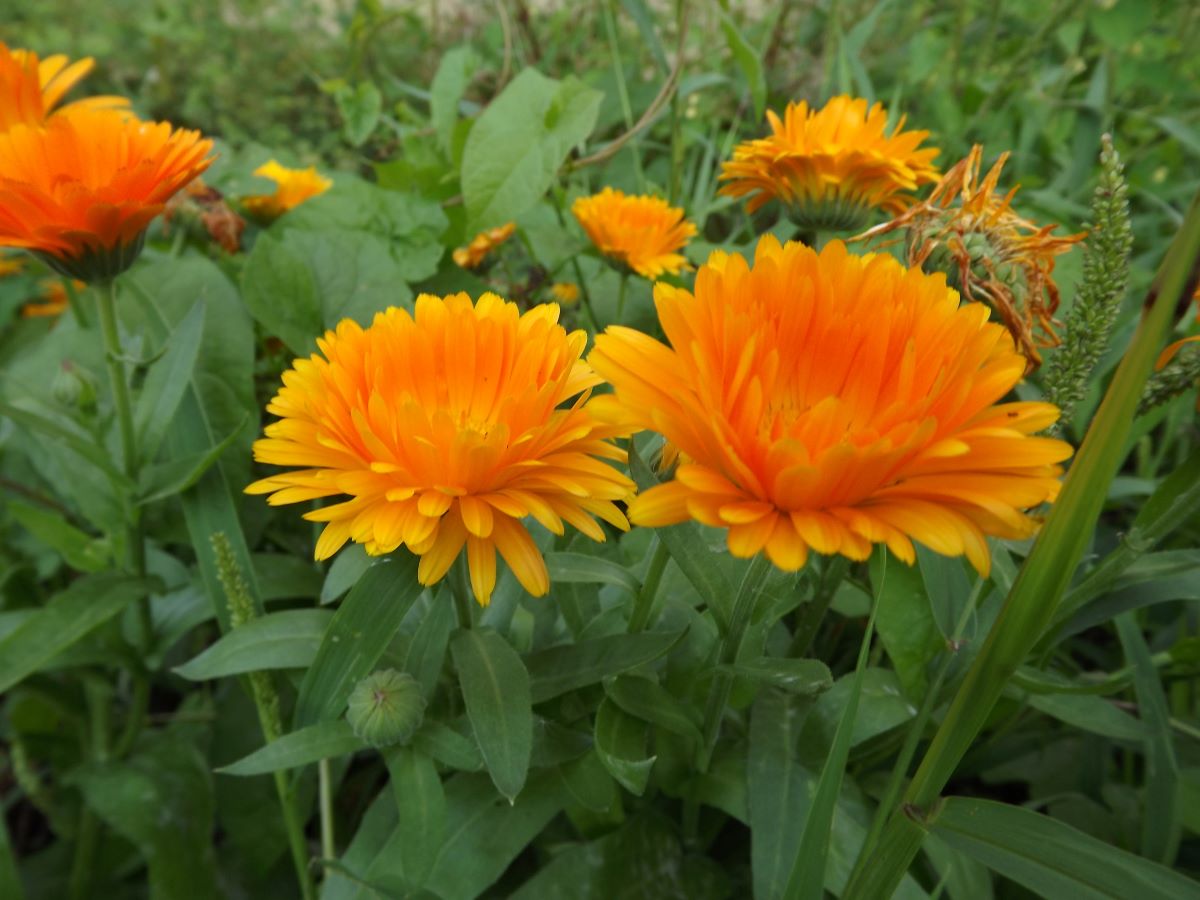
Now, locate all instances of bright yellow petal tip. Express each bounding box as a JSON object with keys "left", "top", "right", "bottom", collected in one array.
[
  {"left": 242, "top": 159, "right": 333, "bottom": 221},
  {"left": 0, "top": 43, "right": 128, "bottom": 133}
]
